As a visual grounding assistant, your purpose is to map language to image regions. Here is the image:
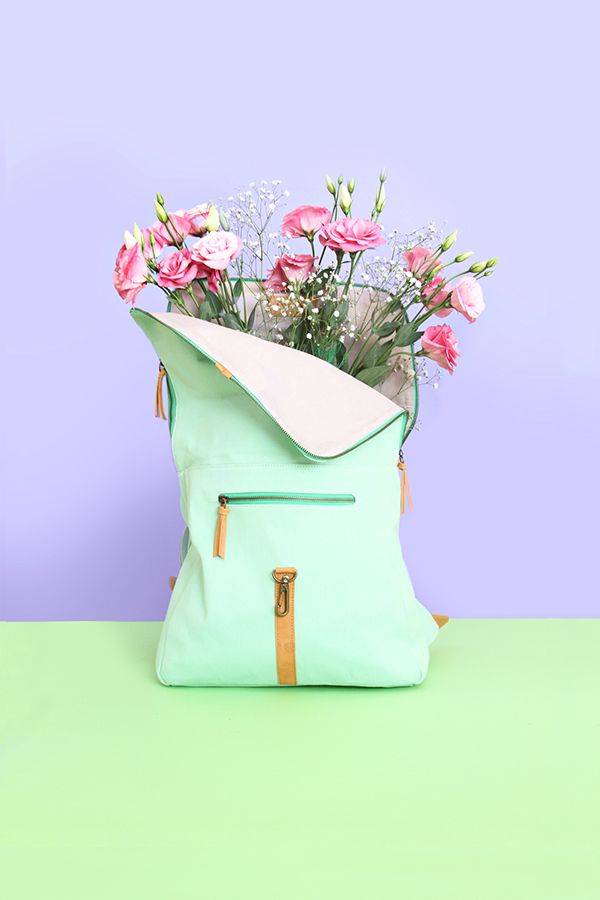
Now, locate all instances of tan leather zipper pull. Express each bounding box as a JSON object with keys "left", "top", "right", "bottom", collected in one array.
[
  {"left": 213, "top": 499, "right": 229, "bottom": 558},
  {"left": 397, "top": 452, "right": 413, "bottom": 515},
  {"left": 155, "top": 364, "right": 167, "bottom": 420}
]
